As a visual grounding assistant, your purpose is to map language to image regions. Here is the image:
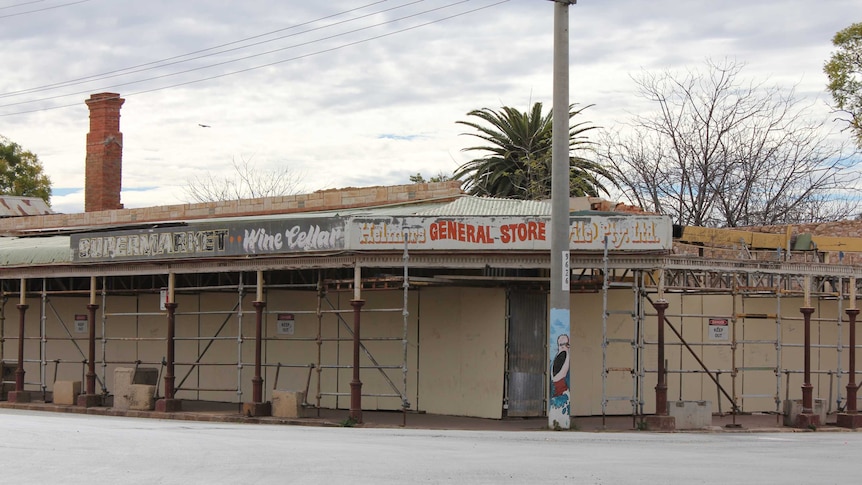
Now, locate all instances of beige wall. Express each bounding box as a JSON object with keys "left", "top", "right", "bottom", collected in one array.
[
  {"left": 2, "top": 284, "right": 855, "bottom": 418},
  {"left": 566, "top": 288, "right": 852, "bottom": 417},
  {"left": 417, "top": 287, "right": 506, "bottom": 419},
  {"left": 1, "top": 286, "right": 424, "bottom": 411}
]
